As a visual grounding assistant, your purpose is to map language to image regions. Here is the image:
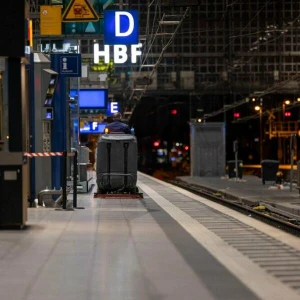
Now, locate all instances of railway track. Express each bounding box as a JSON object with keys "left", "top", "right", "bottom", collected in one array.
[{"left": 165, "top": 179, "right": 300, "bottom": 237}]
